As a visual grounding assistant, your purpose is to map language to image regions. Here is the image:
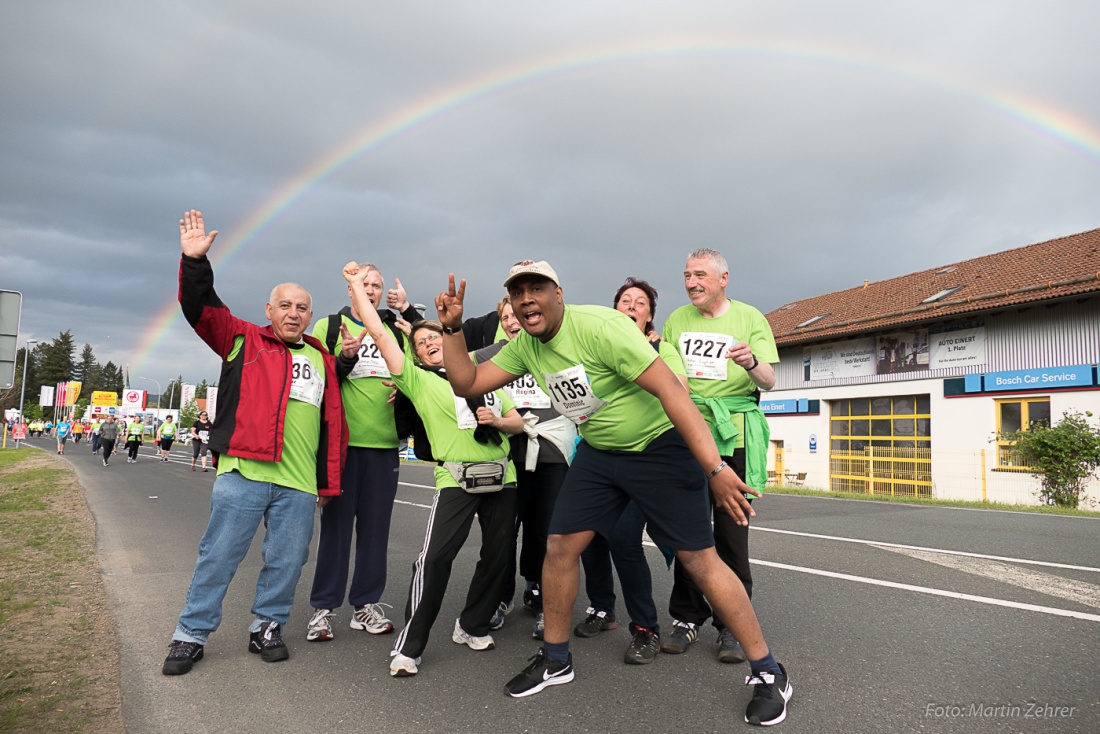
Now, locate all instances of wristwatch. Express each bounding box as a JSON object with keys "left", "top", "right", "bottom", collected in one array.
[
  {"left": 746, "top": 354, "right": 760, "bottom": 371},
  {"left": 441, "top": 325, "right": 461, "bottom": 335}
]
